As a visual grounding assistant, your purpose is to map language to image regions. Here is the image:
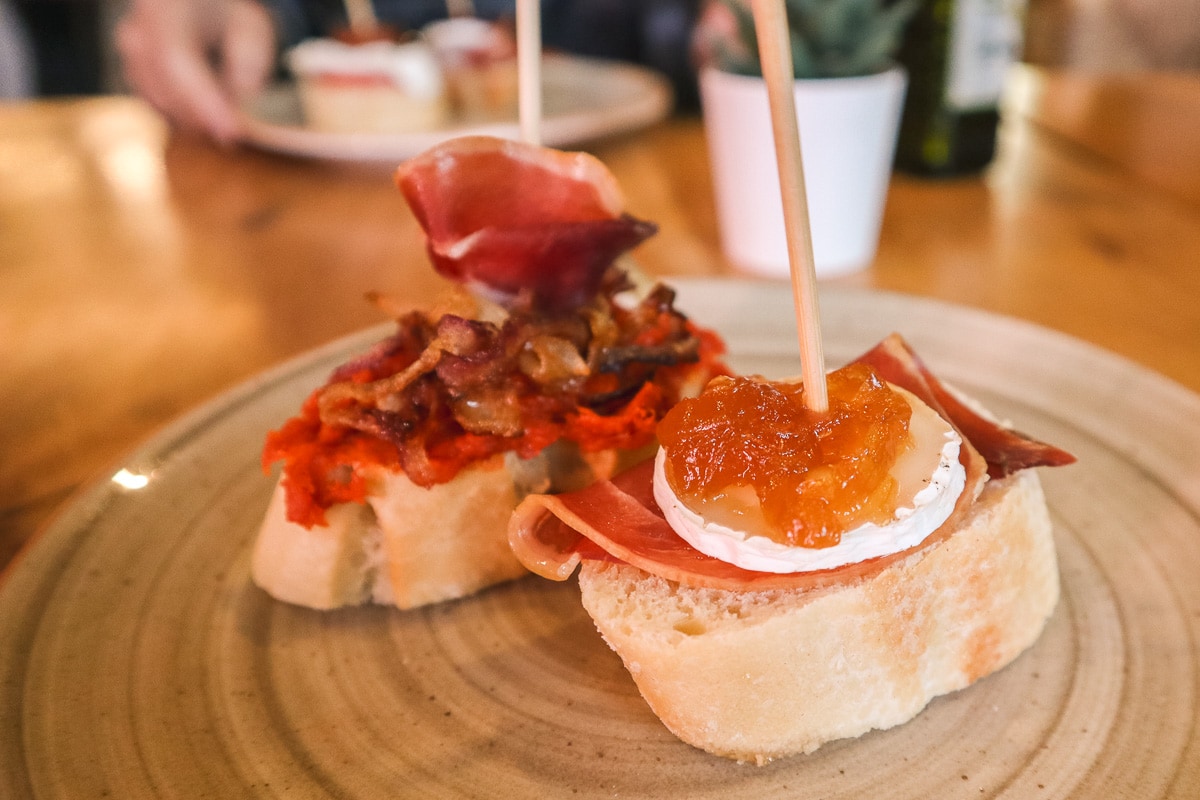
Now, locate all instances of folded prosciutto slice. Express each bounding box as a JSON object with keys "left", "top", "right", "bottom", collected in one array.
[
  {"left": 509, "top": 334, "right": 1076, "bottom": 591},
  {"left": 396, "top": 136, "right": 656, "bottom": 312},
  {"left": 855, "top": 335, "right": 1076, "bottom": 480}
]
